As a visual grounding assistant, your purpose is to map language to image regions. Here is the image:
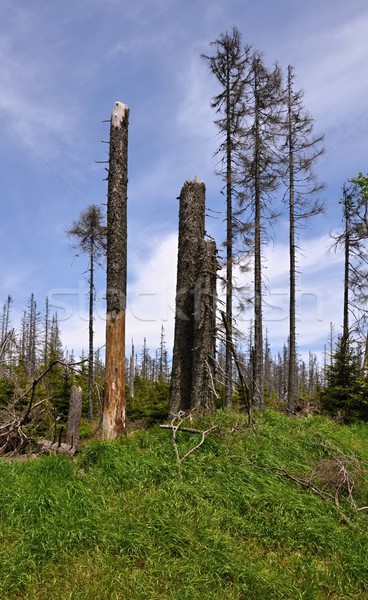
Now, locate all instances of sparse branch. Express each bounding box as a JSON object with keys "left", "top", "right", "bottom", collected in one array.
[
  {"left": 161, "top": 414, "right": 218, "bottom": 481},
  {"left": 221, "top": 311, "right": 252, "bottom": 423},
  {"left": 0, "top": 359, "right": 87, "bottom": 456}
]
